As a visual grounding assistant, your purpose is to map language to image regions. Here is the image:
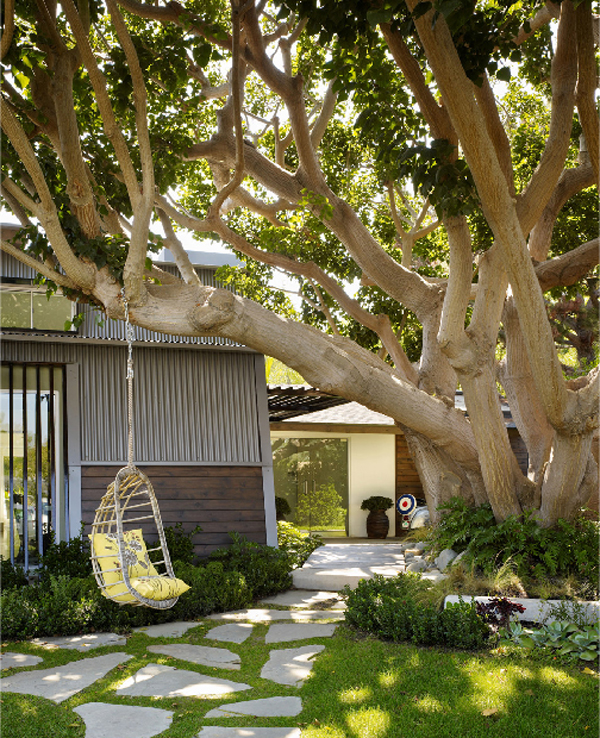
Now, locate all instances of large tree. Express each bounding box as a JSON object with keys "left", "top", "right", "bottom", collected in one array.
[{"left": 1, "top": 0, "right": 598, "bottom": 526}]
